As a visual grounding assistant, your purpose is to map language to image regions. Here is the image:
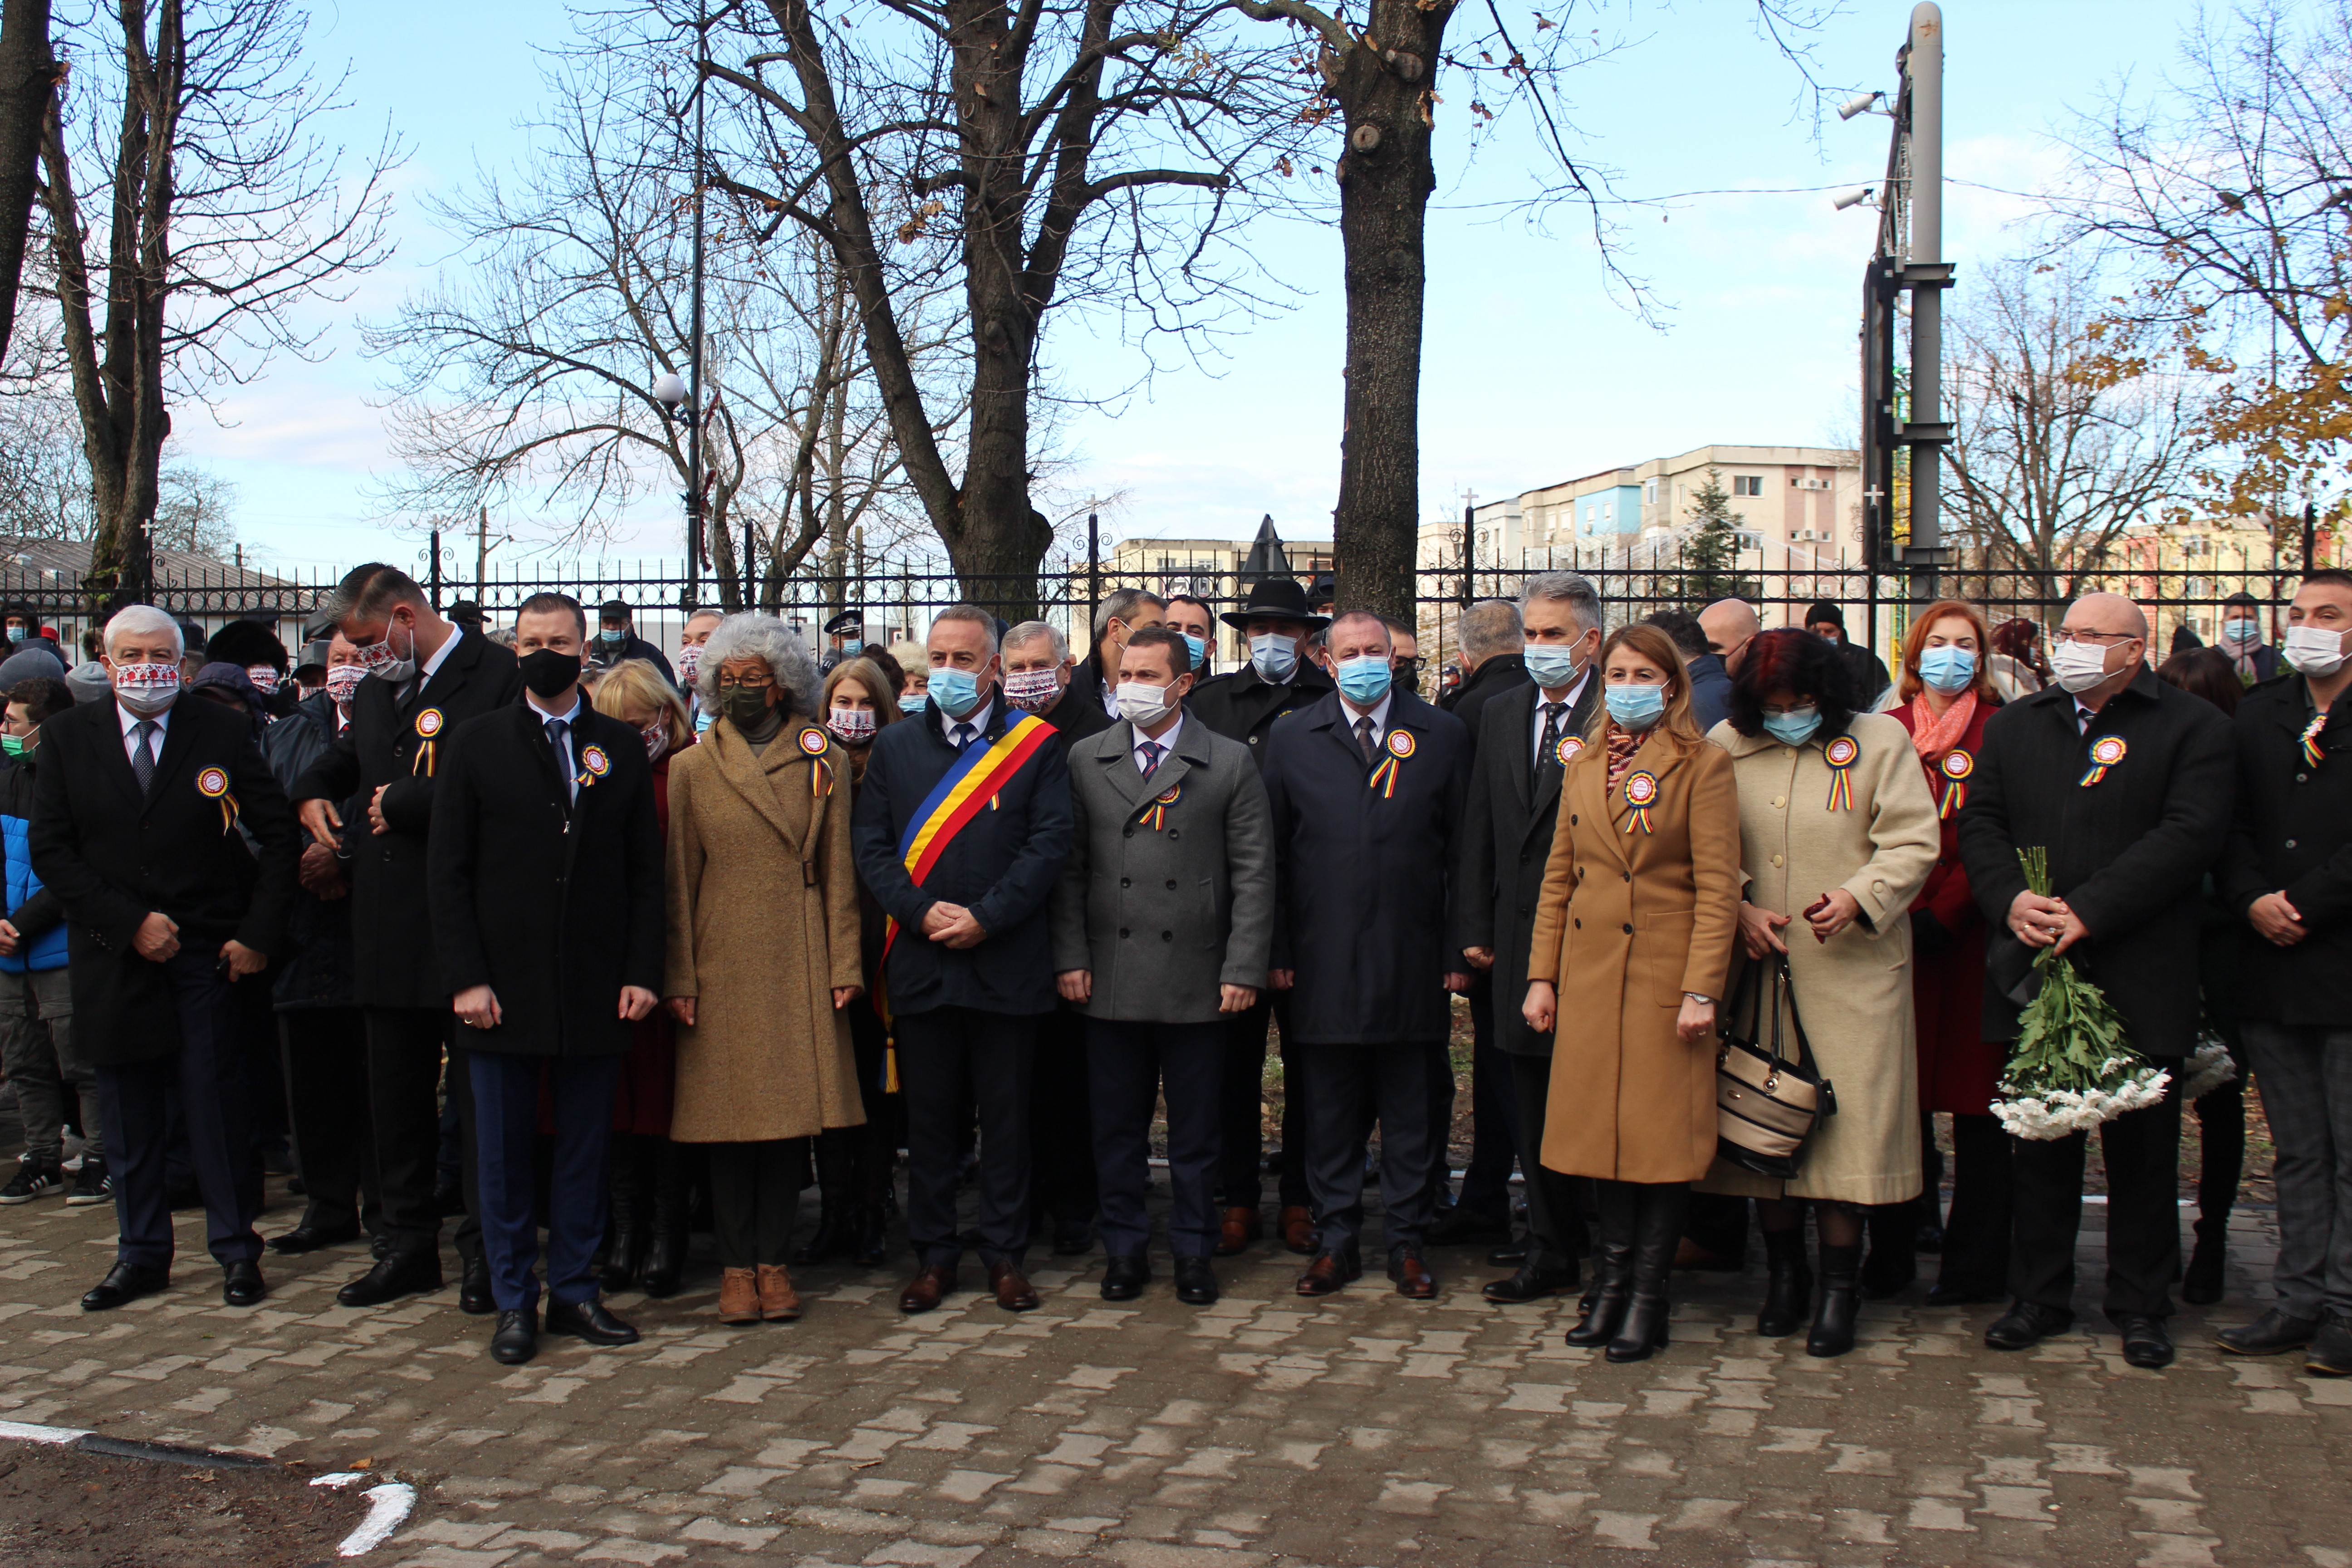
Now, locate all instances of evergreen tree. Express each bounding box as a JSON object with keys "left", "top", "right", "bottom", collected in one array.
[{"left": 1682, "top": 467, "right": 1759, "bottom": 604}]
